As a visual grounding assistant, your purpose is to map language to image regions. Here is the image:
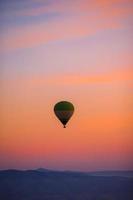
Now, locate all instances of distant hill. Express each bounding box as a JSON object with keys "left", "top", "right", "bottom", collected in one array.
[
  {"left": 36, "top": 168, "right": 52, "bottom": 172},
  {"left": 88, "top": 170, "right": 133, "bottom": 177},
  {"left": 0, "top": 169, "right": 133, "bottom": 200},
  {"left": 35, "top": 168, "right": 133, "bottom": 177}
]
